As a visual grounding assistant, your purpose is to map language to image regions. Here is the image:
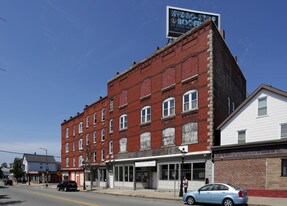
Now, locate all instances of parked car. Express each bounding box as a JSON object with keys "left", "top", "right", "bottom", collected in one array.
[
  {"left": 3, "top": 179, "right": 13, "bottom": 186},
  {"left": 57, "top": 180, "right": 78, "bottom": 192},
  {"left": 182, "top": 183, "right": 248, "bottom": 206}
]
